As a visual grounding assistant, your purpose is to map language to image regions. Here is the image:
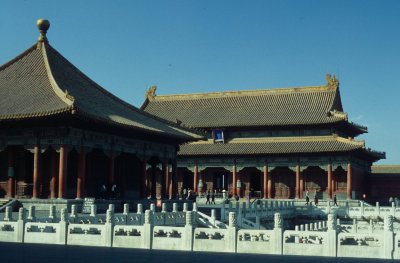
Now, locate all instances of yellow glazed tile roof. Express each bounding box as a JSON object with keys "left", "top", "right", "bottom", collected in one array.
[
  {"left": 142, "top": 75, "right": 346, "bottom": 128},
  {"left": 0, "top": 40, "right": 203, "bottom": 140}
]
